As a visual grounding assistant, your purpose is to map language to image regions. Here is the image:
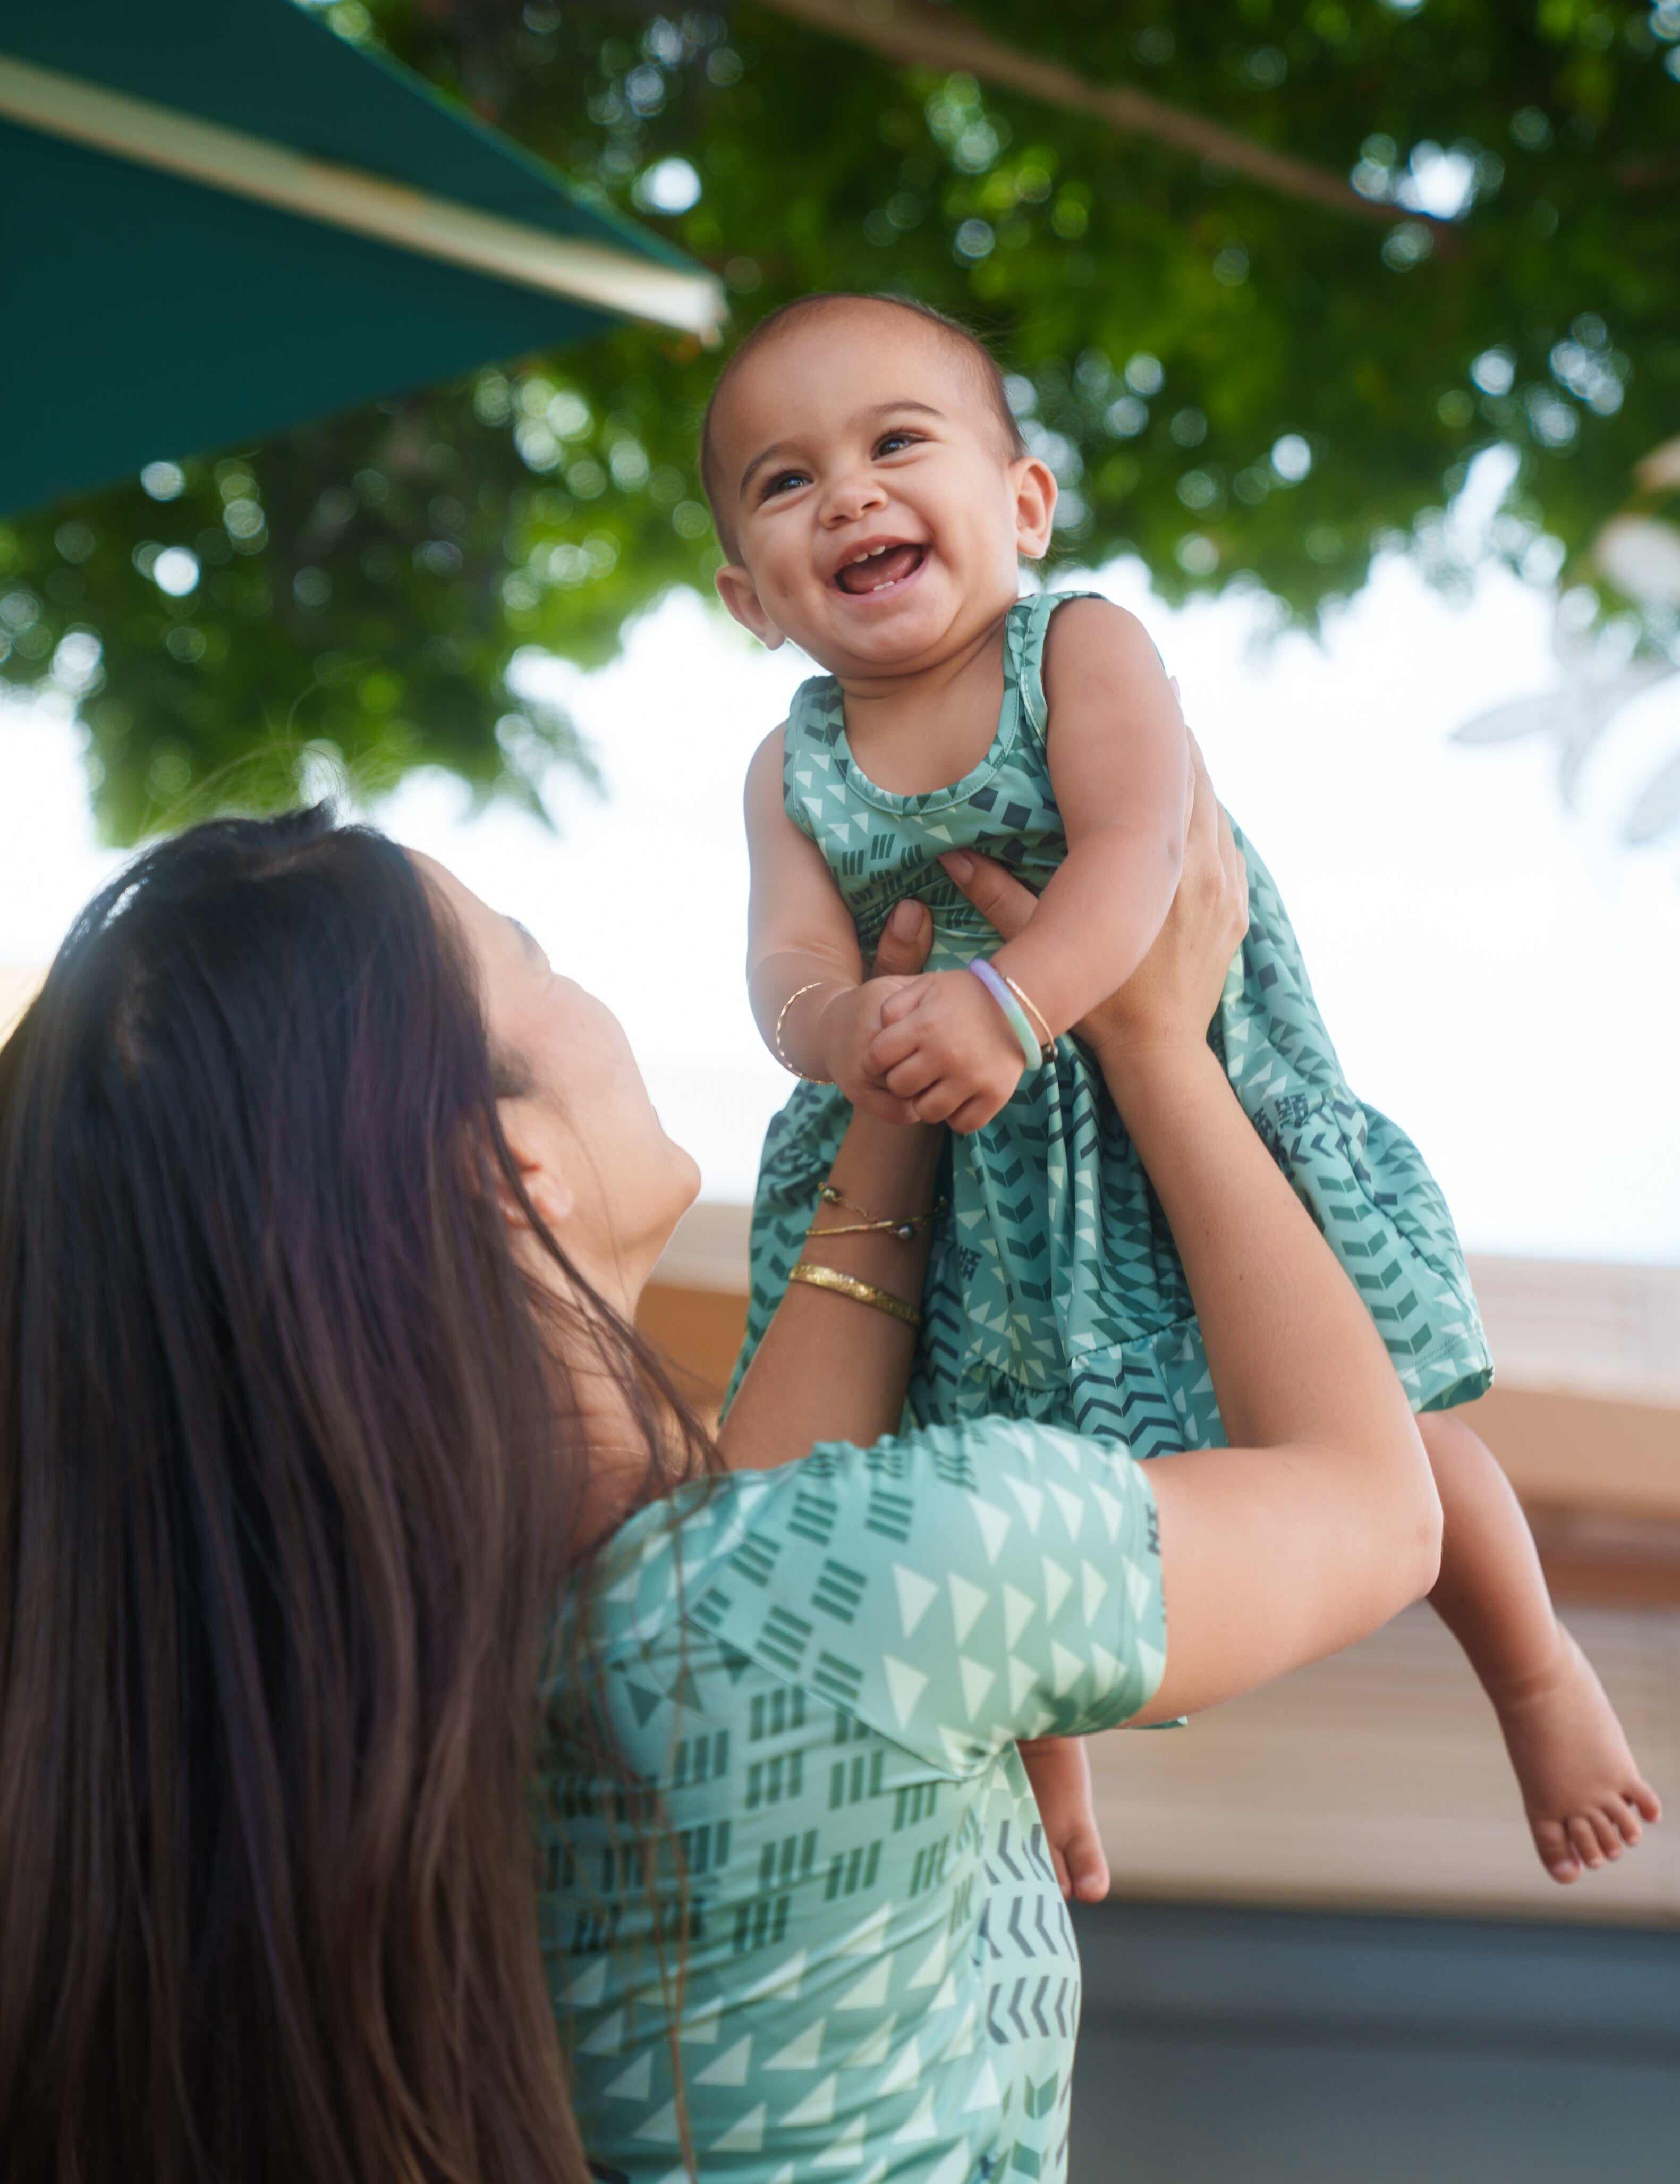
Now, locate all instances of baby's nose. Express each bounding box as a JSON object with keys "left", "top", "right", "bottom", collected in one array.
[{"left": 823, "top": 470, "right": 886, "bottom": 520}]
